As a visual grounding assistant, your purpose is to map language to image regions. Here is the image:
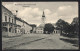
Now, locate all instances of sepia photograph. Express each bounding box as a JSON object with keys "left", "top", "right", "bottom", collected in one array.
[{"left": 2, "top": 2, "right": 79, "bottom": 50}]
